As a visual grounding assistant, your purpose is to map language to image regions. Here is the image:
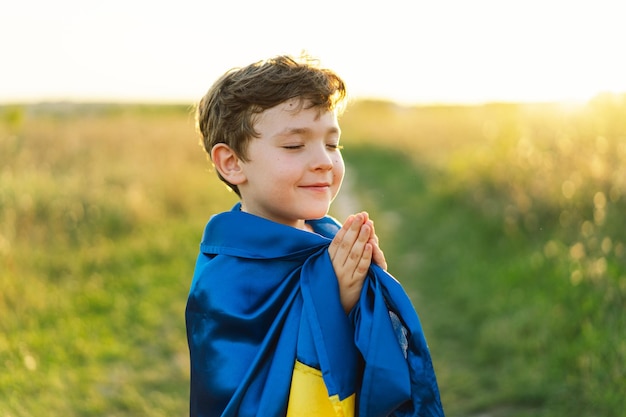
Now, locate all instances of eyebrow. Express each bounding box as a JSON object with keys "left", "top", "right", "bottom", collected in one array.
[{"left": 276, "top": 126, "right": 341, "bottom": 138}]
